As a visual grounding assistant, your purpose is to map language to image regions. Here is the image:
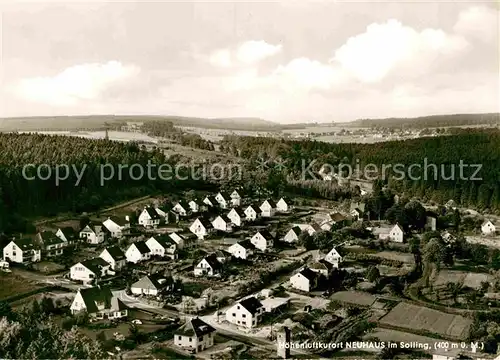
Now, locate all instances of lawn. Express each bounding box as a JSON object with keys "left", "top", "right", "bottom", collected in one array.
[
  {"left": 329, "top": 291, "right": 377, "bottom": 307},
  {"left": 0, "top": 272, "right": 45, "bottom": 300},
  {"left": 433, "top": 270, "right": 492, "bottom": 290}
]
